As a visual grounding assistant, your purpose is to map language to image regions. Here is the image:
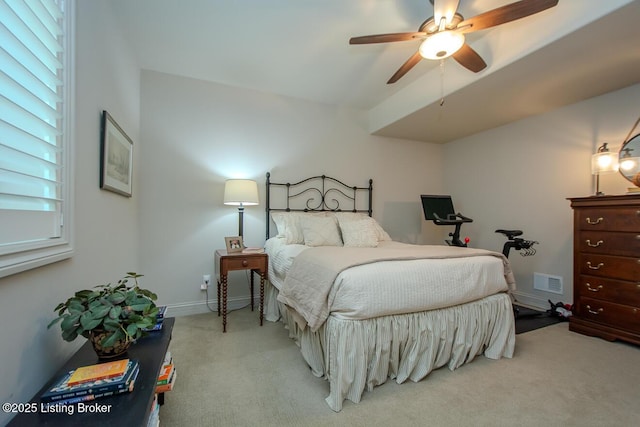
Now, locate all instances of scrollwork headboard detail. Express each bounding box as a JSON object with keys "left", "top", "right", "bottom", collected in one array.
[{"left": 265, "top": 172, "right": 373, "bottom": 239}]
